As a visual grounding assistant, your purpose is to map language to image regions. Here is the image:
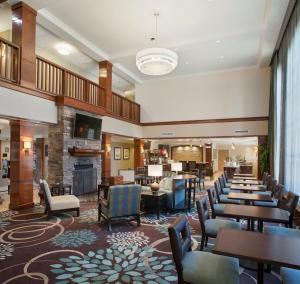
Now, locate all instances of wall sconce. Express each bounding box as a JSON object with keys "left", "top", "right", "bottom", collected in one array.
[
  {"left": 140, "top": 147, "right": 144, "bottom": 154},
  {"left": 106, "top": 144, "right": 111, "bottom": 152},
  {"left": 23, "top": 141, "right": 32, "bottom": 155},
  {"left": 100, "top": 68, "right": 107, "bottom": 78}
]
